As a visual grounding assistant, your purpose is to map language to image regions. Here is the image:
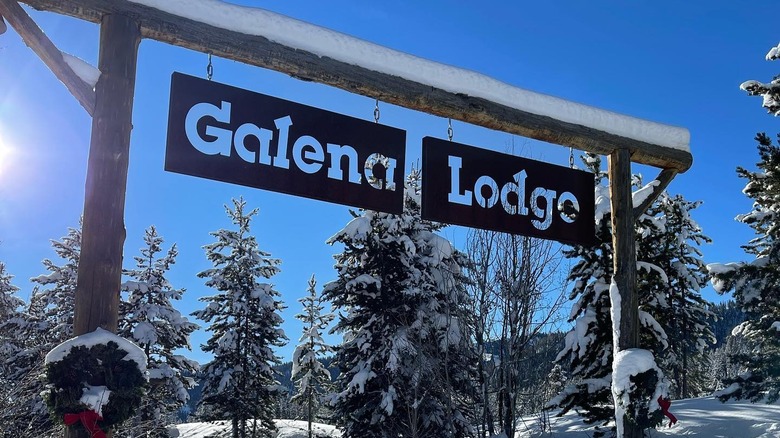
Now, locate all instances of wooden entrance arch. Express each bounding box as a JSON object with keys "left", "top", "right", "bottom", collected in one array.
[{"left": 0, "top": 2, "right": 691, "bottom": 437}]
